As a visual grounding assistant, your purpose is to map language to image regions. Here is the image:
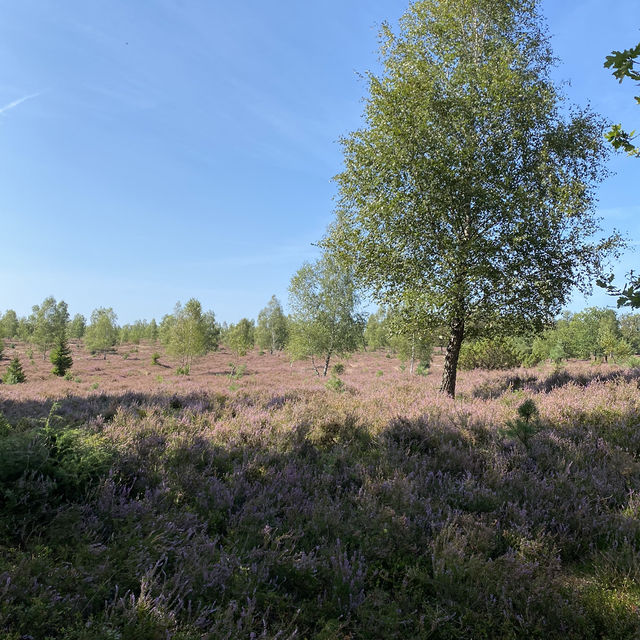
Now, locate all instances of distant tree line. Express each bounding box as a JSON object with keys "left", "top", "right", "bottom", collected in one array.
[{"left": 2, "top": 289, "right": 640, "bottom": 382}]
